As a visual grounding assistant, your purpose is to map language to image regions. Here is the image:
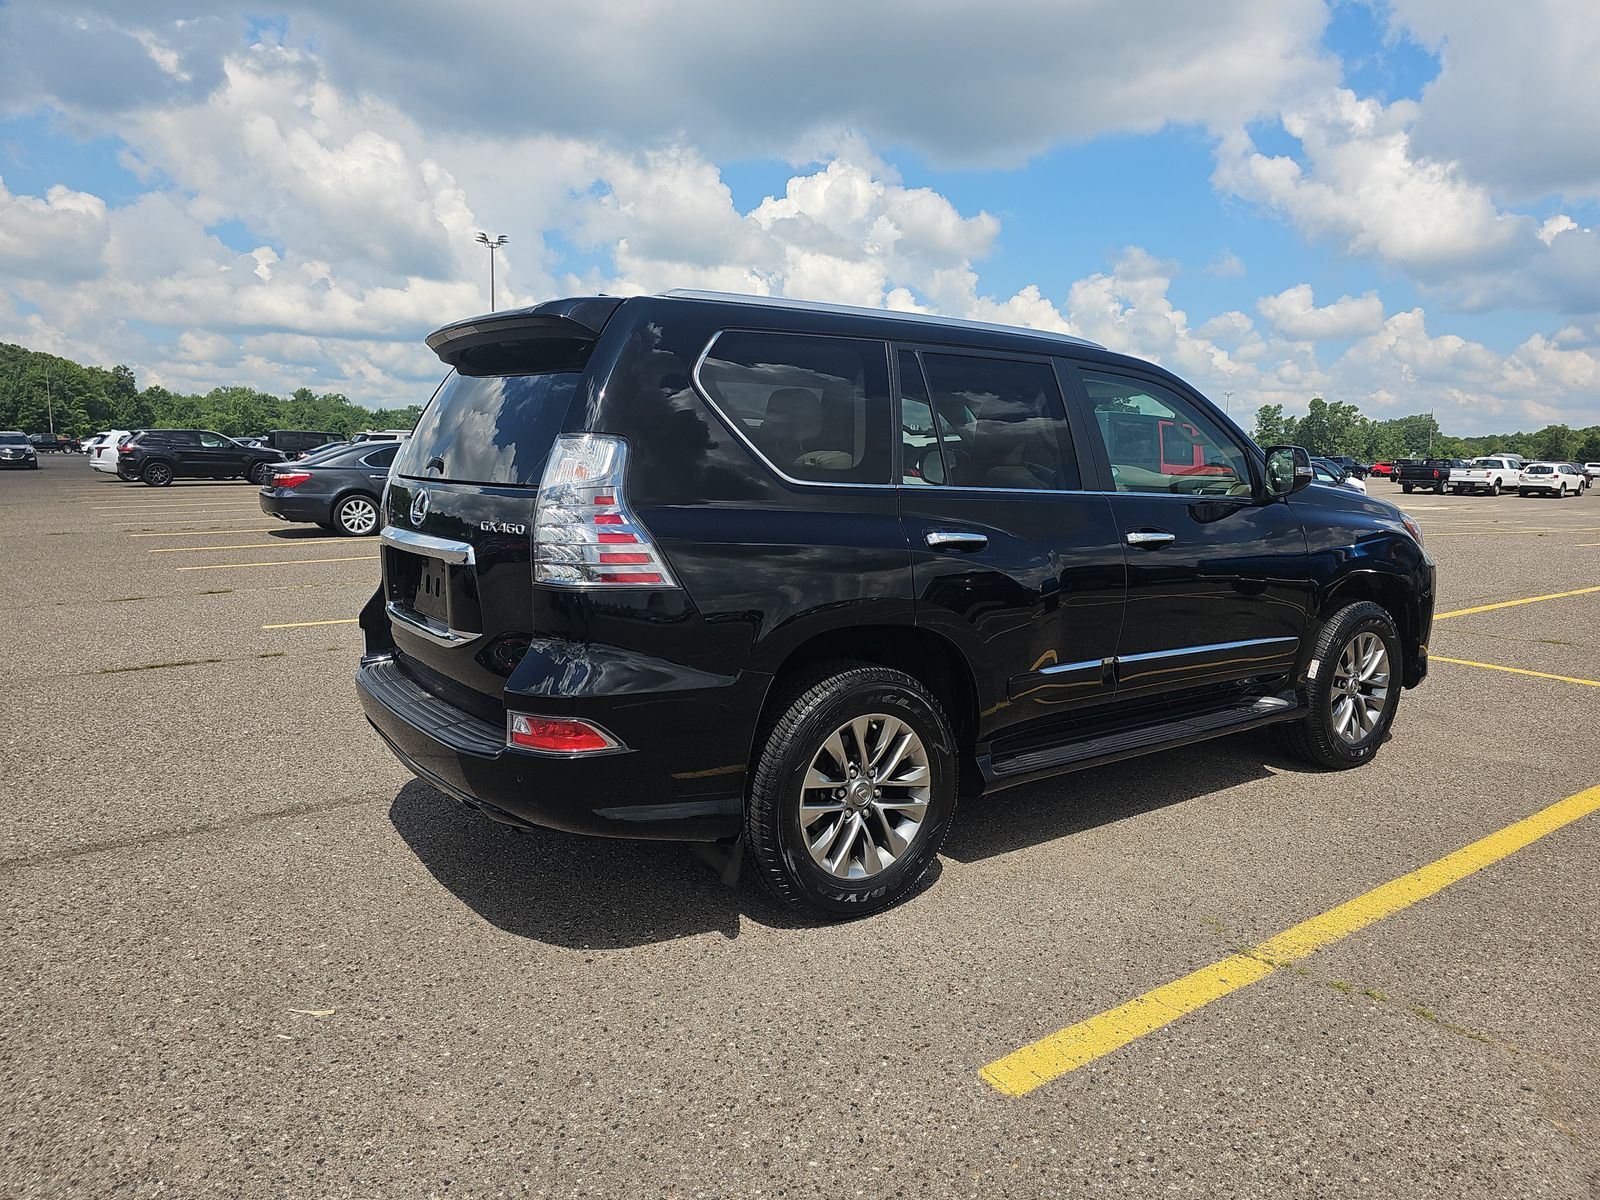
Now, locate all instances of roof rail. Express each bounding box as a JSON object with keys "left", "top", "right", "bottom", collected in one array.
[{"left": 660, "top": 289, "right": 1103, "bottom": 350}]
